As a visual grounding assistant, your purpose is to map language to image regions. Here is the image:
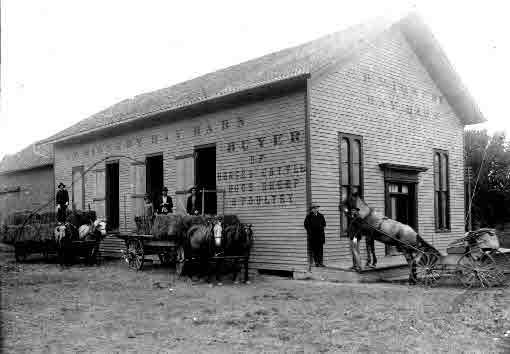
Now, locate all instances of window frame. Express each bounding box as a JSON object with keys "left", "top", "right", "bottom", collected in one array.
[
  {"left": 433, "top": 149, "right": 450, "bottom": 232},
  {"left": 338, "top": 132, "right": 364, "bottom": 237}
]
